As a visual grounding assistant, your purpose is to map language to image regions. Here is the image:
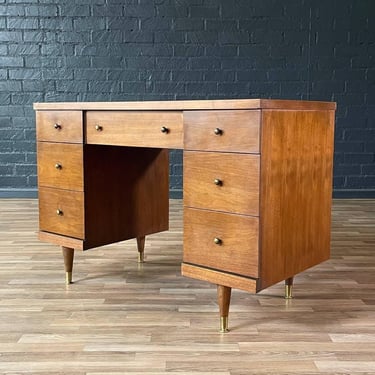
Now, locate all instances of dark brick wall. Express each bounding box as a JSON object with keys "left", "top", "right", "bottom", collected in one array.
[{"left": 0, "top": 0, "right": 374, "bottom": 198}]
